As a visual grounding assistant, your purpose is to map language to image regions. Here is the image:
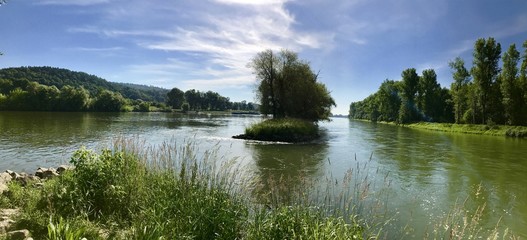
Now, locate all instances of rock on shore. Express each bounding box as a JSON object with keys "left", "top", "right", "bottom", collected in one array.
[{"left": 0, "top": 165, "right": 73, "bottom": 240}]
